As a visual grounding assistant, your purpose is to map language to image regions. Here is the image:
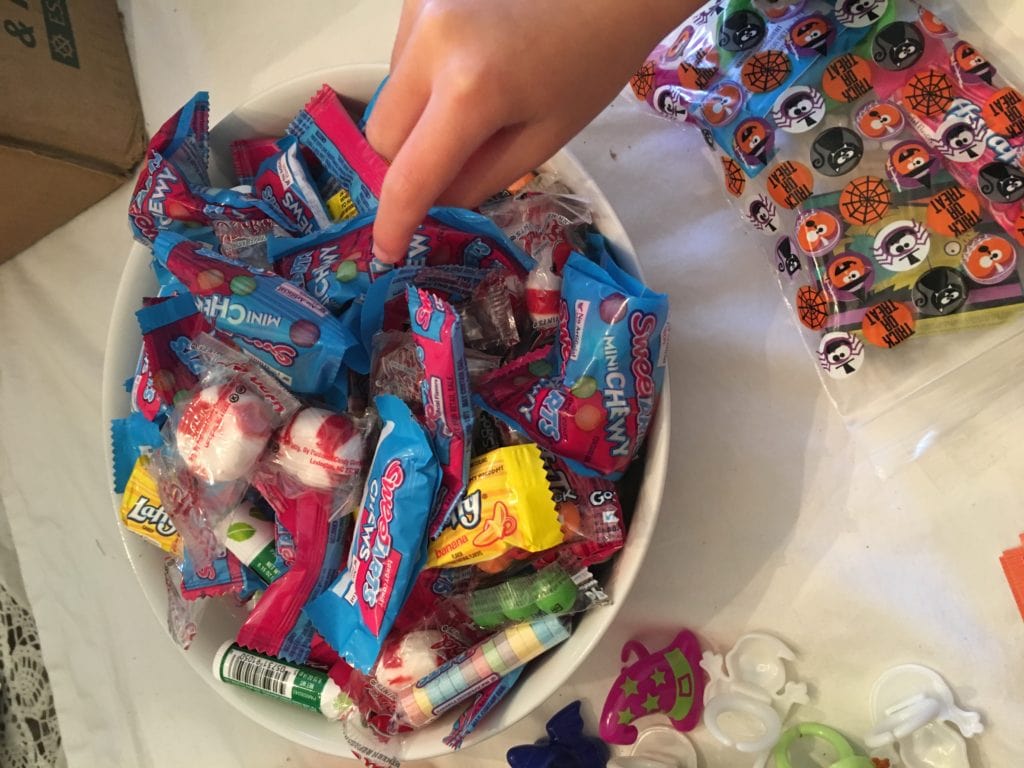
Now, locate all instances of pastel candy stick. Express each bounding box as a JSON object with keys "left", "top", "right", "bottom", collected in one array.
[
  {"left": 153, "top": 231, "right": 355, "bottom": 397},
  {"left": 395, "top": 615, "right": 570, "bottom": 729}
]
